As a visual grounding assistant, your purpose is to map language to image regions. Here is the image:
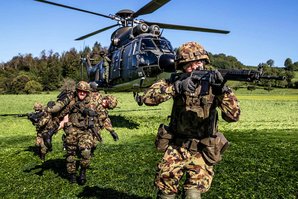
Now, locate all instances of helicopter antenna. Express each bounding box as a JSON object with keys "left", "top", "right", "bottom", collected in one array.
[
  {"left": 160, "top": 28, "right": 164, "bottom": 36},
  {"left": 80, "top": 41, "right": 86, "bottom": 80}
]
